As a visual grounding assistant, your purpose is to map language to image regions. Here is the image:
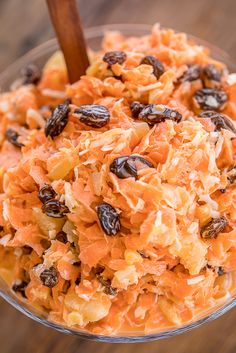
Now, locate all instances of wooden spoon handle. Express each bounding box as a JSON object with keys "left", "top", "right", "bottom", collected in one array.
[{"left": 46, "top": 0, "right": 90, "bottom": 83}]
